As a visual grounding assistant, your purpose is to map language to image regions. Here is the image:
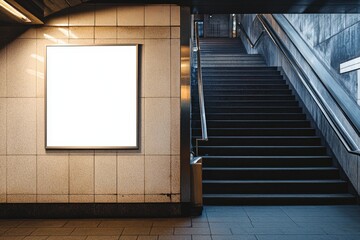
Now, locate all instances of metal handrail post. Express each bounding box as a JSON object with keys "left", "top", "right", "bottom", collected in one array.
[{"left": 194, "top": 21, "right": 208, "bottom": 156}]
